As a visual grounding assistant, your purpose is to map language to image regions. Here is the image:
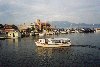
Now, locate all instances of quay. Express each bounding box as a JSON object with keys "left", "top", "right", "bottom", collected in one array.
[{"left": 0, "top": 19, "right": 99, "bottom": 39}]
